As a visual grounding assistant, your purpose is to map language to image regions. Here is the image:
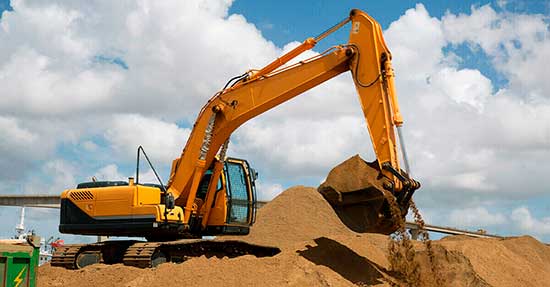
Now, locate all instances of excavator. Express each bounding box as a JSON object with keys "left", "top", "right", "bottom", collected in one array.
[{"left": 52, "top": 9, "right": 420, "bottom": 269}]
